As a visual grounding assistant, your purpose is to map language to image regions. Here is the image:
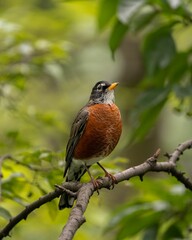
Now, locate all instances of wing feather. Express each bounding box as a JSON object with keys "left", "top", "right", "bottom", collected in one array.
[{"left": 63, "top": 107, "right": 89, "bottom": 177}]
